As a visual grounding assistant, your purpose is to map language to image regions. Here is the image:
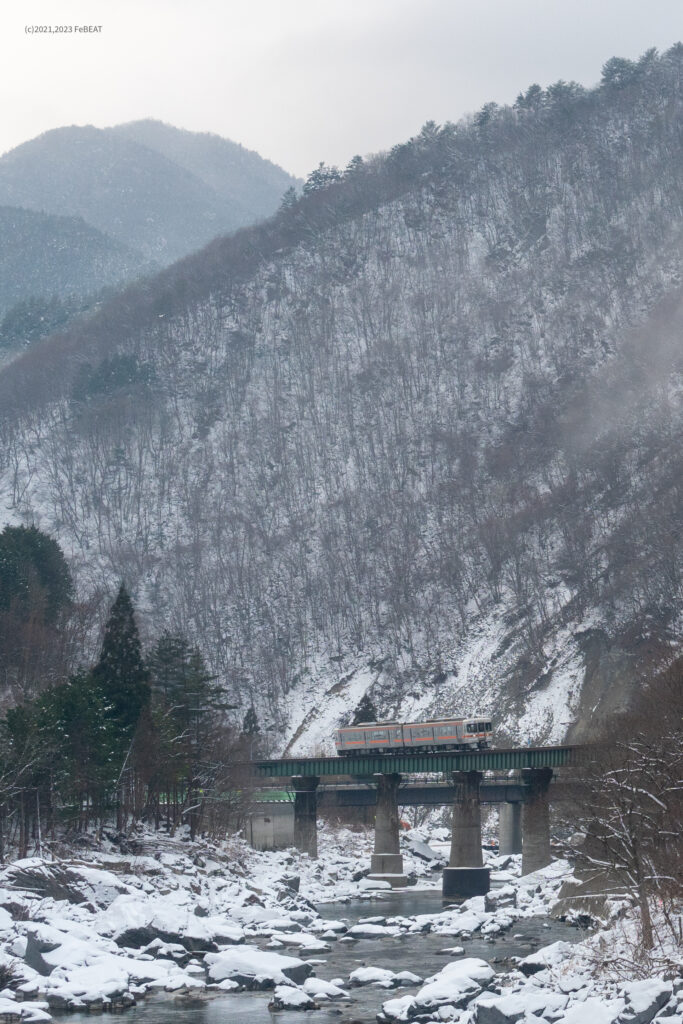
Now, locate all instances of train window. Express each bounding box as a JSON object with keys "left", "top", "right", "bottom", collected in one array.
[
  {"left": 466, "top": 723, "right": 475, "bottom": 732},
  {"left": 371, "top": 730, "right": 386, "bottom": 740},
  {"left": 485, "top": 722, "right": 492, "bottom": 731}
]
